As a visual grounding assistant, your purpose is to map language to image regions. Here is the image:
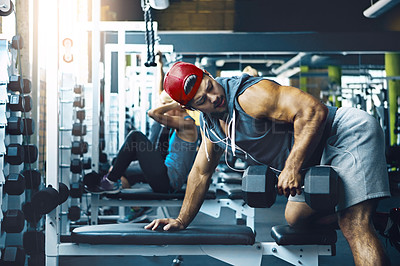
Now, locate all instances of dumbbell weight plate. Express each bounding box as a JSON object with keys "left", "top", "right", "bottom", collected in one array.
[
  {"left": 3, "top": 209, "right": 25, "bottom": 233},
  {"left": 304, "top": 166, "right": 338, "bottom": 212},
  {"left": 6, "top": 116, "right": 24, "bottom": 135},
  {"left": 242, "top": 165, "right": 277, "bottom": 208},
  {"left": 31, "top": 187, "right": 59, "bottom": 215},
  {"left": 5, "top": 173, "right": 25, "bottom": 195}
]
